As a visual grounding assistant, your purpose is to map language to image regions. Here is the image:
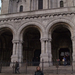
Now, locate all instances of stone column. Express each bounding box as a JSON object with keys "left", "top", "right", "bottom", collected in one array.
[
  {"left": 50, "top": 0, "right": 52, "bottom": 8},
  {"left": 11, "top": 40, "right": 23, "bottom": 66},
  {"left": 11, "top": 40, "right": 18, "bottom": 63},
  {"left": 48, "top": 39, "right": 53, "bottom": 65},
  {"left": 71, "top": 36, "right": 75, "bottom": 69},
  {"left": 1, "top": 0, "right": 9, "bottom": 14},
  {"left": 12, "top": 41, "right": 16, "bottom": 55},
  {"left": 36, "top": 0, "right": 38, "bottom": 10},
  {"left": 46, "top": 40, "right": 48, "bottom": 53},
  {"left": 40, "top": 38, "right": 49, "bottom": 67},
  {"left": 30, "top": 0, "right": 34, "bottom": 11},
  {"left": 18, "top": 41, "right": 23, "bottom": 62},
  {"left": 41, "top": 39, "right": 45, "bottom": 54},
  {"left": 16, "top": 41, "right": 19, "bottom": 57},
  {"left": 43, "top": 0, "right": 48, "bottom": 9}
]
